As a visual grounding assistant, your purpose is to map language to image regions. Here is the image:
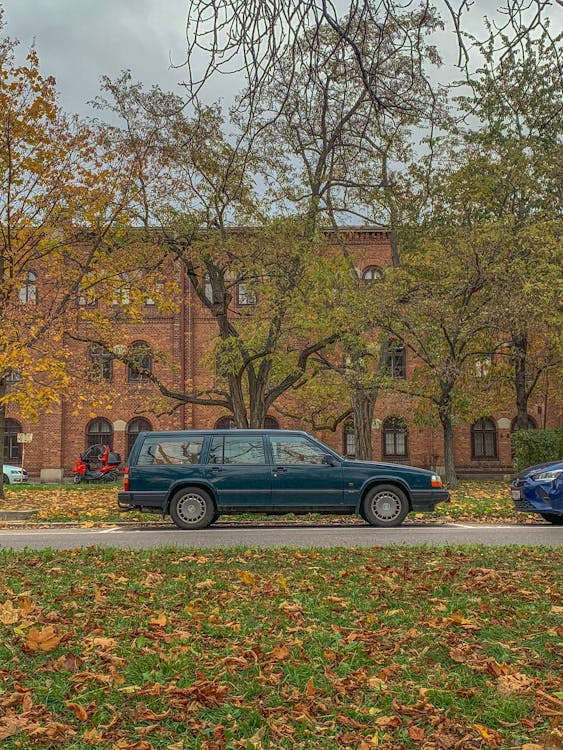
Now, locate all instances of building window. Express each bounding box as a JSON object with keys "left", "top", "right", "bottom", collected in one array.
[
  {"left": 128, "top": 341, "right": 152, "bottom": 382},
  {"left": 343, "top": 419, "right": 356, "bottom": 458},
  {"left": 3, "top": 419, "right": 22, "bottom": 463},
  {"left": 214, "top": 416, "right": 236, "bottom": 429},
  {"left": 382, "top": 417, "right": 408, "bottom": 458},
  {"left": 127, "top": 417, "right": 152, "bottom": 457},
  {"left": 385, "top": 343, "right": 406, "bottom": 379},
  {"left": 89, "top": 345, "right": 113, "bottom": 381},
  {"left": 6, "top": 370, "right": 21, "bottom": 382},
  {"left": 86, "top": 418, "right": 113, "bottom": 450},
  {"left": 361, "top": 266, "right": 383, "bottom": 282},
  {"left": 237, "top": 281, "right": 257, "bottom": 306},
  {"left": 510, "top": 415, "right": 537, "bottom": 431},
  {"left": 471, "top": 418, "right": 498, "bottom": 459},
  {"left": 264, "top": 416, "right": 280, "bottom": 429},
  {"left": 475, "top": 357, "right": 491, "bottom": 378},
  {"left": 78, "top": 274, "right": 98, "bottom": 307},
  {"left": 112, "top": 274, "right": 130, "bottom": 306},
  {"left": 18, "top": 271, "right": 37, "bottom": 303}
]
